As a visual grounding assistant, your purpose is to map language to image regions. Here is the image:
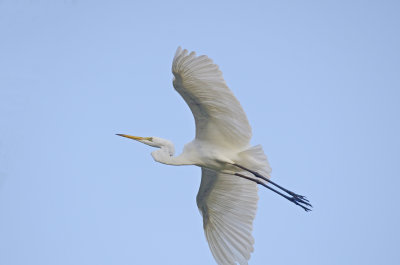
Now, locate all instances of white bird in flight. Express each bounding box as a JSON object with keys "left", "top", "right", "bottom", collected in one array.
[{"left": 117, "top": 47, "right": 311, "bottom": 265}]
